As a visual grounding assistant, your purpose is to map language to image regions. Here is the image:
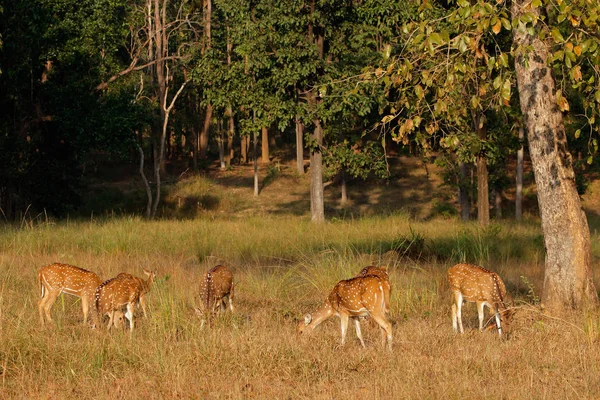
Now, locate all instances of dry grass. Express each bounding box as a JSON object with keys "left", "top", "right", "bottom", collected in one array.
[{"left": 1, "top": 215, "right": 600, "bottom": 399}]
